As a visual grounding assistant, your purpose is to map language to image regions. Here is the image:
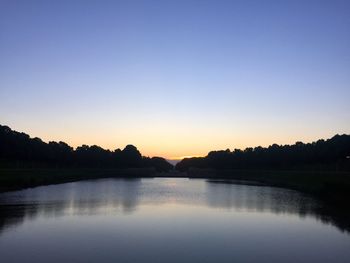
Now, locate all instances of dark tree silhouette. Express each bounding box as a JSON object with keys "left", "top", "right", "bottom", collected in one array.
[
  {"left": 176, "top": 135, "right": 350, "bottom": 172},
  {"left": 0, "top": 124, "right": 173, "bottom": 172}
]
